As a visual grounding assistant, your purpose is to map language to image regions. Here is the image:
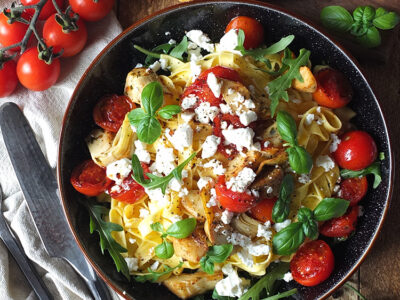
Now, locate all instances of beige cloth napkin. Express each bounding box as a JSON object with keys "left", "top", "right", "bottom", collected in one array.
[{"left": 0, "top": 2, "right": 123, "bottom": 298}]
